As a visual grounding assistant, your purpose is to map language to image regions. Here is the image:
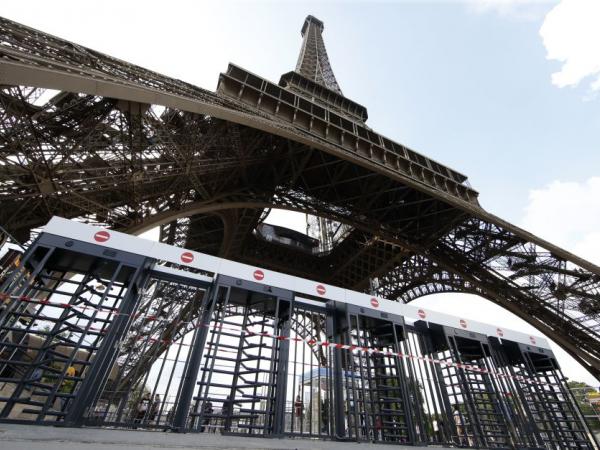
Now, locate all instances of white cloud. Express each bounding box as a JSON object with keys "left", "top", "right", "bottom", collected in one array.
[
  {"left": 521, "top": 176, "right": 600, "bottom": 265},
  {"left": 465, "top": 0, "right": 556, "bottom": 21},
  {"left": 540, "top": 0, "right": 600, "bottom": 92}
]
